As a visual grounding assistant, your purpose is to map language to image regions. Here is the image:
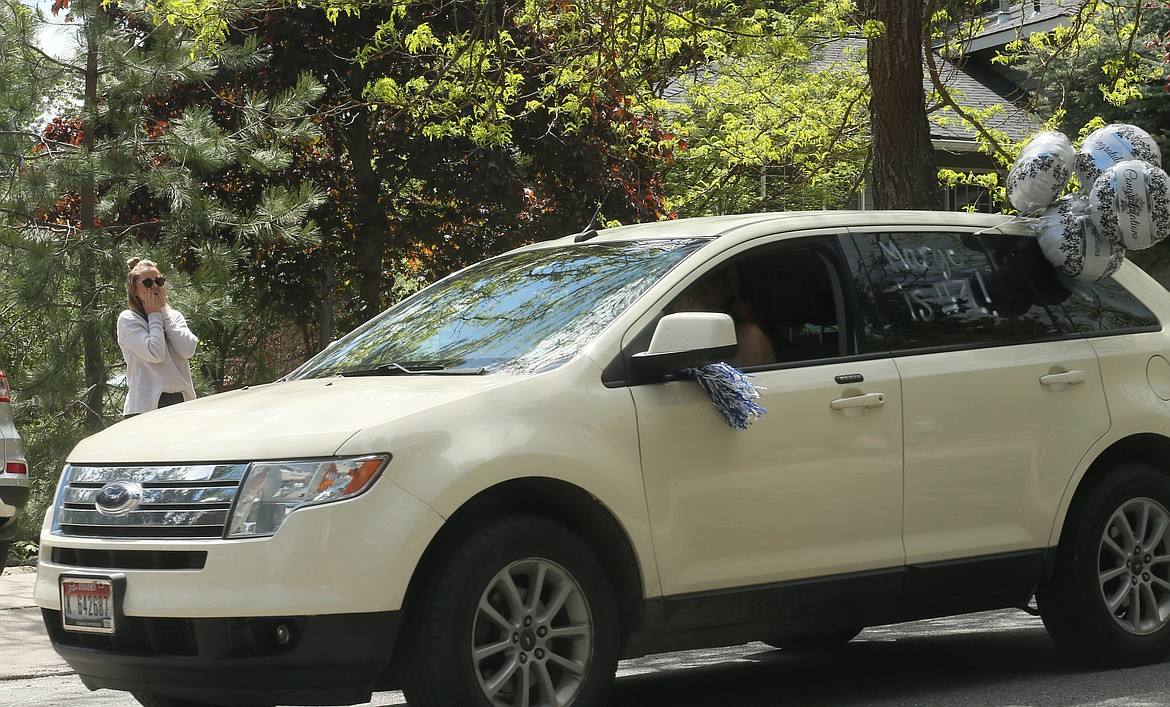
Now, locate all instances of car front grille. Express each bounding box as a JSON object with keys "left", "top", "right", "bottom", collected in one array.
[
  {"left": 50, "top": 547, "right": 208, "bottom": 570},
  {"left": 54, "top": 464, "right": 249, "bottom": 539}
]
